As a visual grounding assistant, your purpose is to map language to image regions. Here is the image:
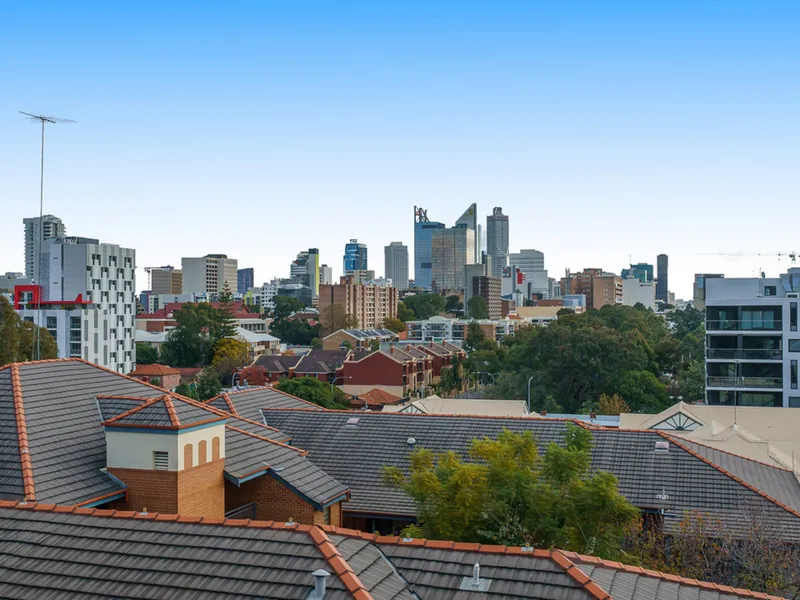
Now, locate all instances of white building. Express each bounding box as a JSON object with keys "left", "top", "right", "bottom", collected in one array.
[
  {"left": 509, "top": 249, "right": 548, "bottom": 299},
  {"left": 405, "top": 315, "right": 518, "bottom": 342},
  {"left": 622, "top": 278, "right": 657, "bottom": 311},
  {"left": 181, "top": 254, "right": 237, "bottom": 294},
  {"left": 23, "top": 236, "right": 136, "bottom": 373},
  {"left": 23, "top": 214, "right": 66, "bottom": 280},
  {"left": 384, "top": 242, "right": 409, "bottom": 290},
  {"left": 705, "top": 268, "right": 800, "bottom": 408},
  {"left": 320, "top": 265, "right": 333, "bottom": 286}
]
